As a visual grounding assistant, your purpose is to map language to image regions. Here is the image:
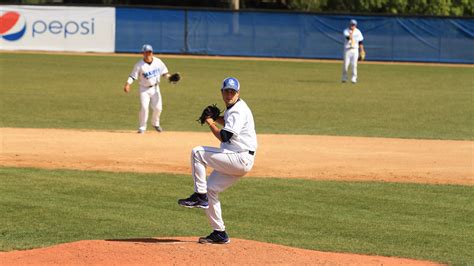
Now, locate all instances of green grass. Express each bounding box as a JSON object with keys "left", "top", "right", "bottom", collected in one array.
[
  {"left": 0, "top": 52, "right": 472, "bottom": 139},
  {"left": 1, "top": 167, "right": 473, "bottom": 264}
]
